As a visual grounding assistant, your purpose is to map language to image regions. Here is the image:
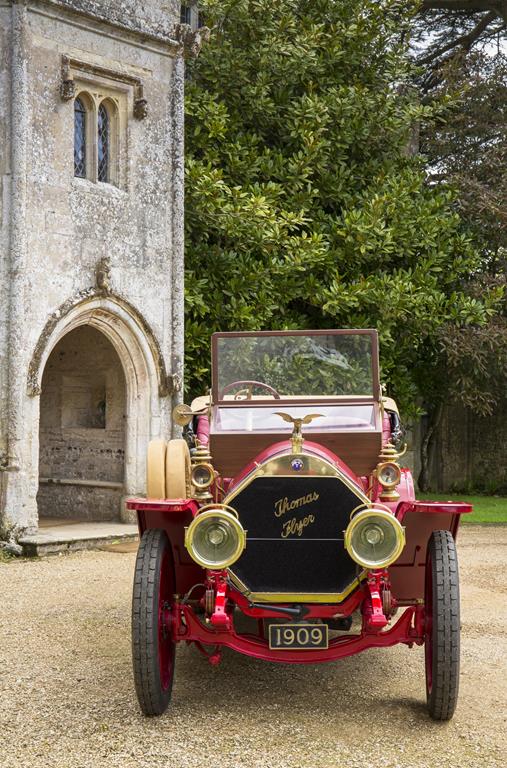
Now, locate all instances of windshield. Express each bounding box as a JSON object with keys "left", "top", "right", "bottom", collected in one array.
[
  {"left": 214, "top": 404, "right": 377, "bottom": 433},
  {"left": 213, "top": 331, "right": 378, "bottom": 402}
]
